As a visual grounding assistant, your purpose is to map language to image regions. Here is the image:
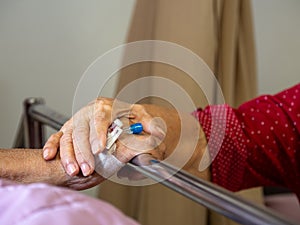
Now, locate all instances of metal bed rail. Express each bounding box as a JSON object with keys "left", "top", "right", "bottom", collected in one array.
[{"left": 13, "top": 98, "right": 297, "bottom": 225}]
